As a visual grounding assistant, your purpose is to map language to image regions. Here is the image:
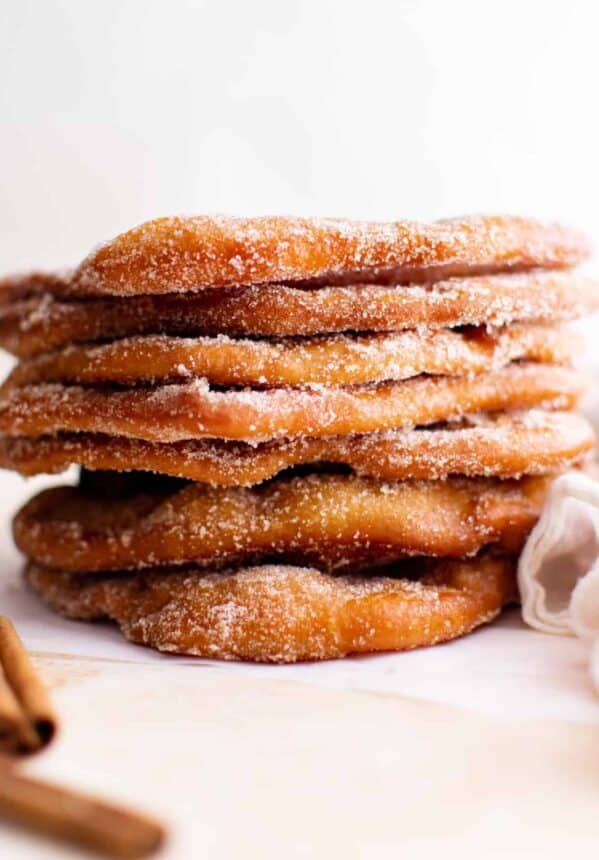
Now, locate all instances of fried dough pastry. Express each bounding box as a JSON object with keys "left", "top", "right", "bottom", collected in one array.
[
  {"left": 14, "top": 473, "right": 550, "bottom": 574},
  {"left": 24, "top": 554, "right": 517, "bottom": 662},
  {"left": 34, "top": 214, "right": 589, "bottom": 296},
  {"left": 0, "top": 411, "right": 592, "bottom": 485},
  {"left": 0, "top": 364, "right": 585, "bottom": 443},
  {"left": 1, "top": 271, "right": 597, "bottom": 358},
  {"left": 0, "top": 271, "right": 70, "bottom": 303},
  {"left": 2, "top": 324, "right": 576, "bottom": 389}
]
